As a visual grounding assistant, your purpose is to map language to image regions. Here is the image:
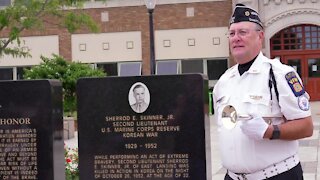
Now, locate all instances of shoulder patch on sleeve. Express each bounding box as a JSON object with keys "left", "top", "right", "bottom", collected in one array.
[
  {"left": 285, "top": 71, "right": 305, "bottom": 97},
  {"left": 298, "top": 94, "right": 310, "bottom": 111}
]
